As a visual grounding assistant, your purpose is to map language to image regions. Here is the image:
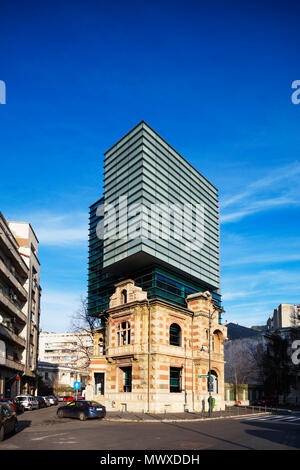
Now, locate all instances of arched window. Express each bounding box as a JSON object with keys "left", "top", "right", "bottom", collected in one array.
[
  {"left": 208, "top": 370, "right": 218, "bottom": 393},
  {"left": 121, "top": 289, "right": 127, "bottom": 304},
  {"left": 98, "top": 338, "right": 104, "bottom": 355},
  {"left": 117, "top": 321, "right": 131, "bottom": 346},
  {"left": 212, "top": 330, "right": 223, "bottom": 353},
  {"left": 169, "top": 323, "right": 181, "bottom": 346}
]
